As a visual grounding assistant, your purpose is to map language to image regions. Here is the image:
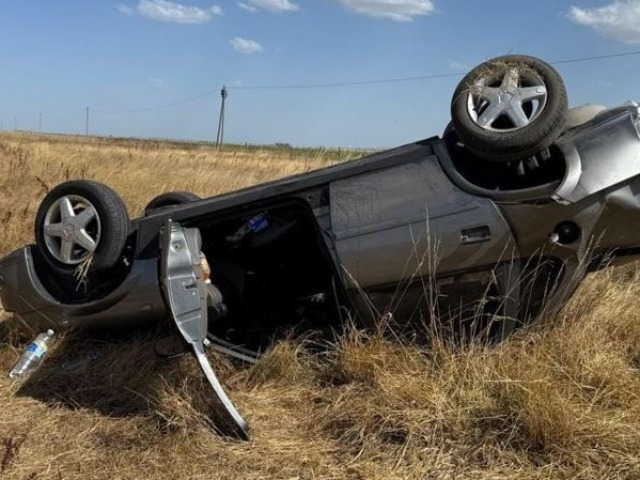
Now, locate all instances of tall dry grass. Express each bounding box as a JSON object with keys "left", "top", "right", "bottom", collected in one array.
[{"left": 0, "top": 132, "right": 639, "bottom": 479}]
